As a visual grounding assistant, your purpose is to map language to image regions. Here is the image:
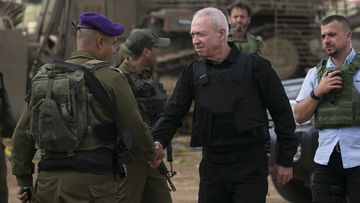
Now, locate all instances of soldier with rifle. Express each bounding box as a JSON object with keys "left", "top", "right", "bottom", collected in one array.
[{"left": 116, "top": 28, "right": 174, "bottom": 203}]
